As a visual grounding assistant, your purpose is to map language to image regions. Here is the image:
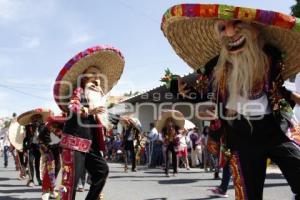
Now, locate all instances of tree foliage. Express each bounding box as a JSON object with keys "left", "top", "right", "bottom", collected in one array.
[{"left": 291, "top": 0, "right": 300, "bottom": 17}]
